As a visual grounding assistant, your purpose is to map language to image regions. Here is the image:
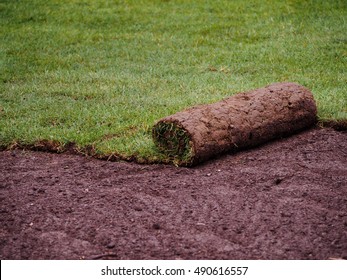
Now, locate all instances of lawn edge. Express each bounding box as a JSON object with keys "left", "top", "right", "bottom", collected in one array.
[{"left": 0, "top": 120, "right": 346, "bottom": 166}]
